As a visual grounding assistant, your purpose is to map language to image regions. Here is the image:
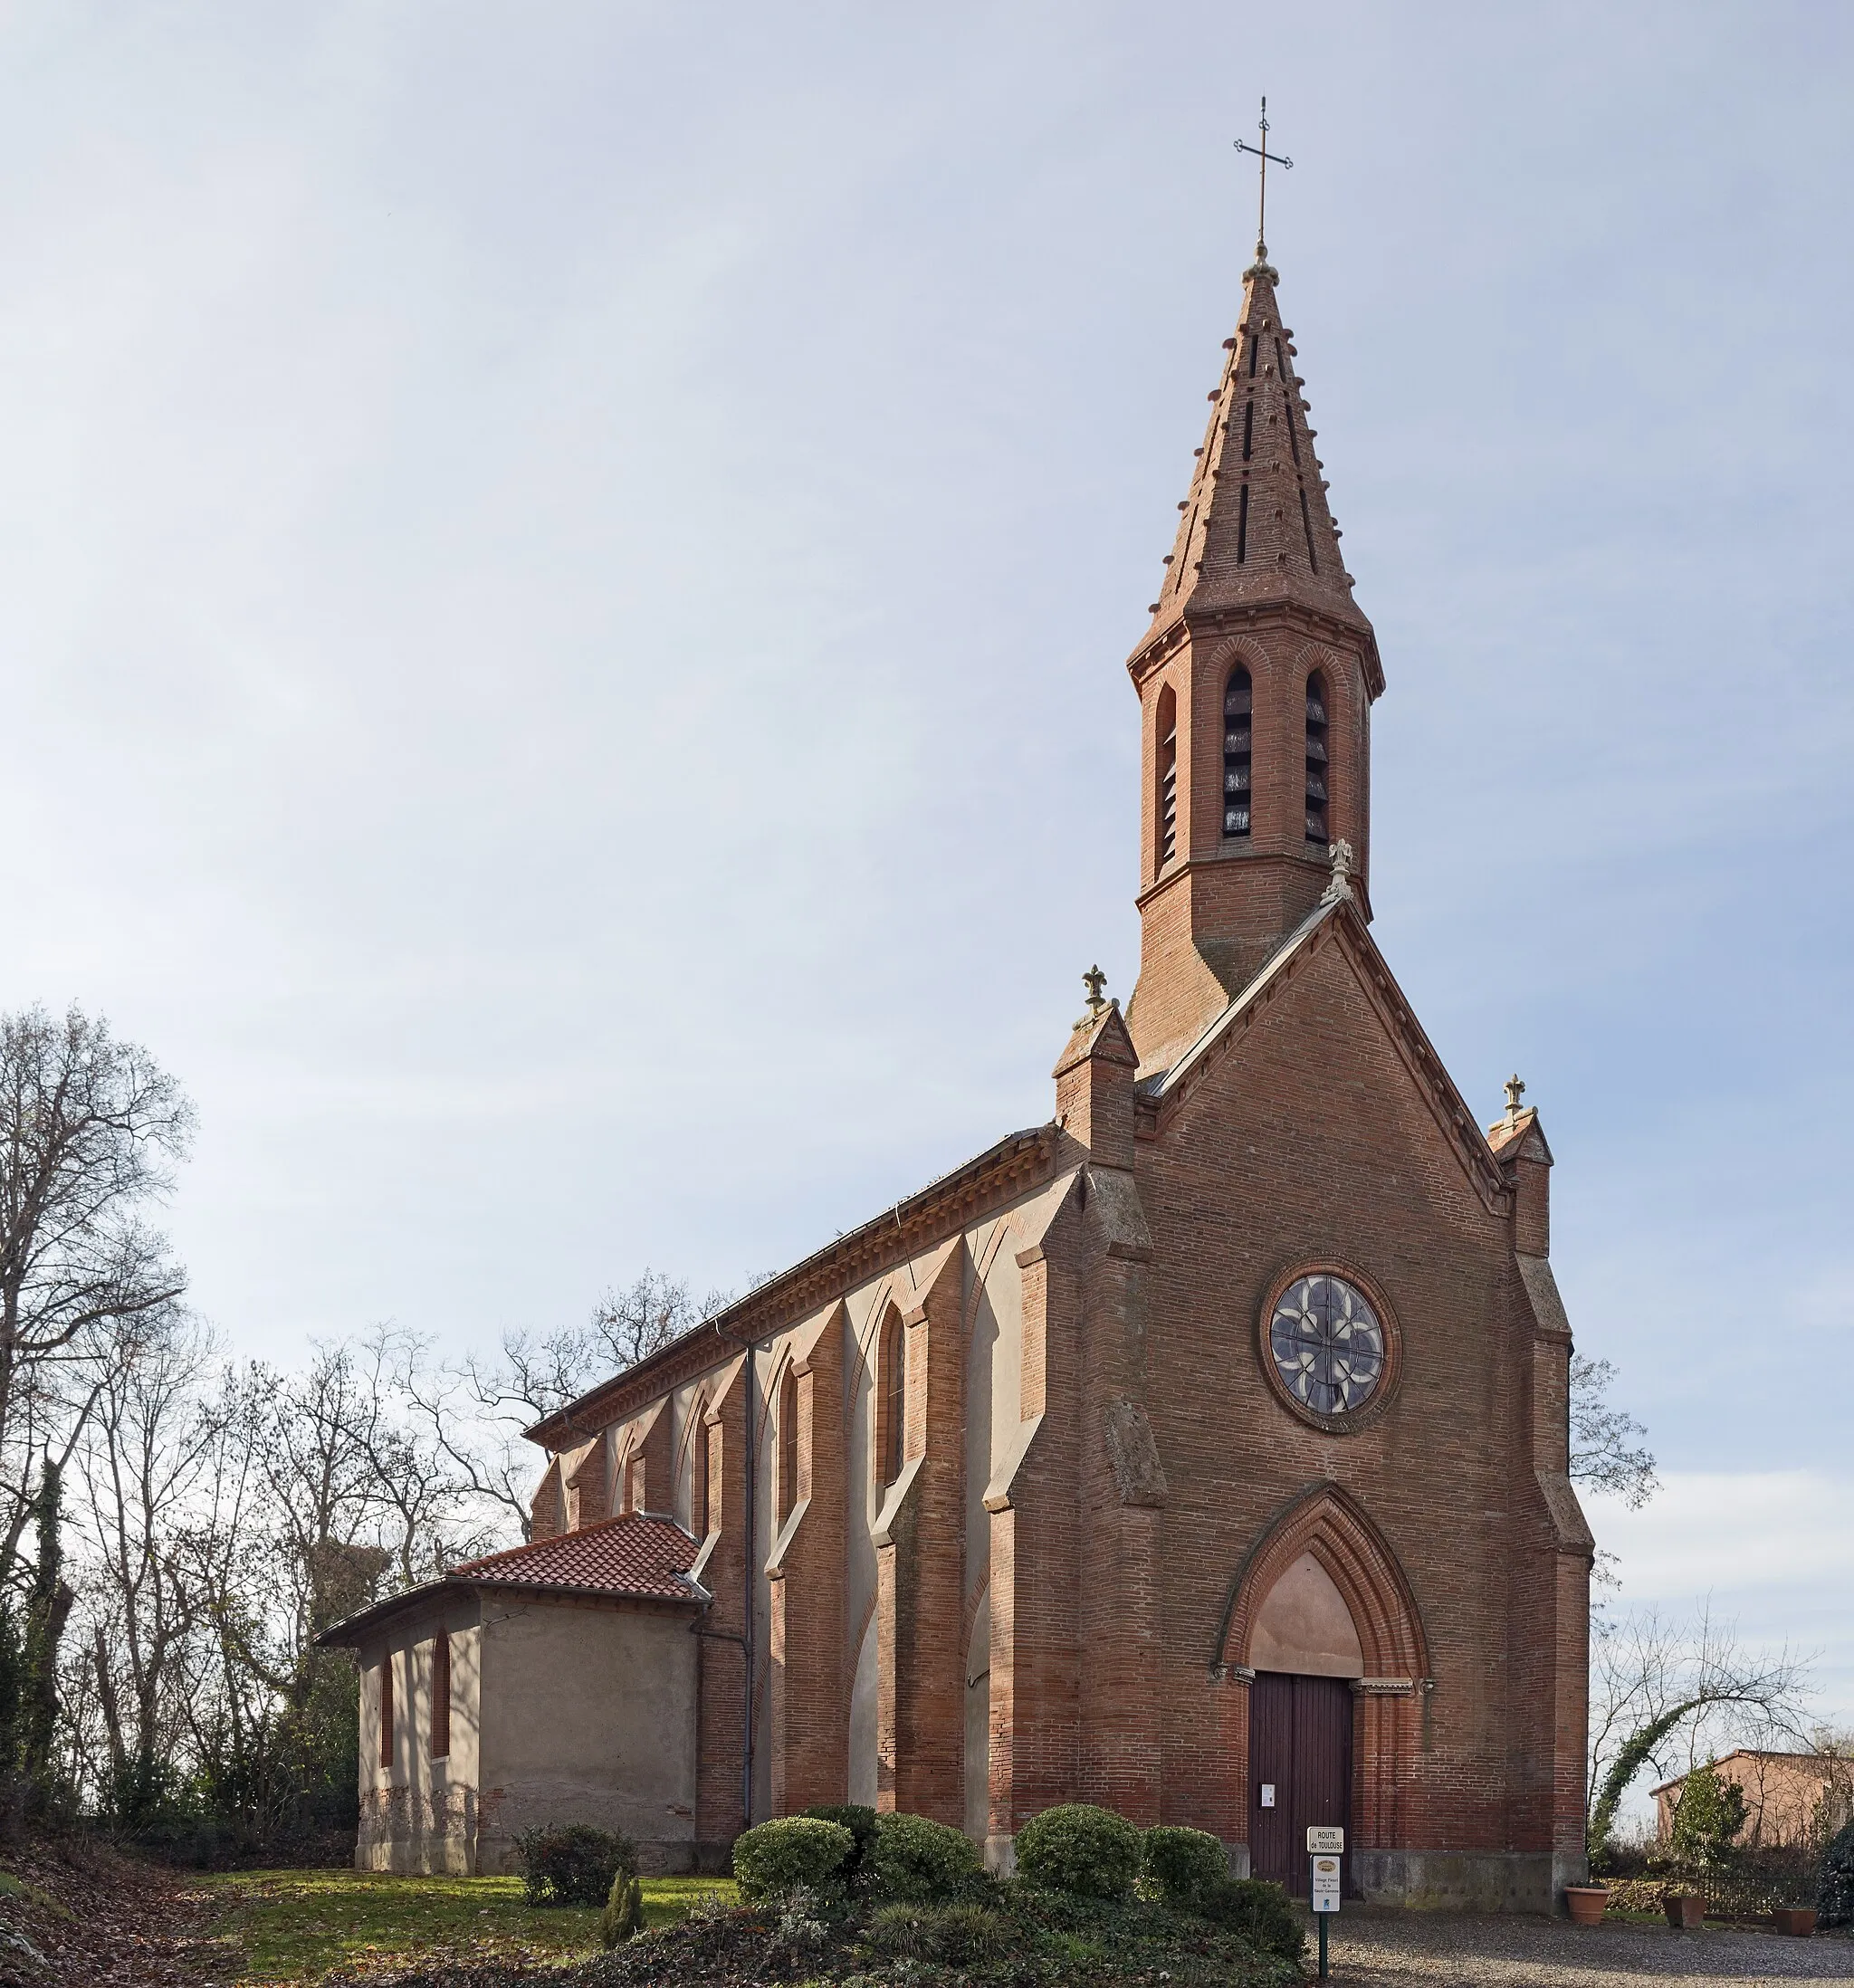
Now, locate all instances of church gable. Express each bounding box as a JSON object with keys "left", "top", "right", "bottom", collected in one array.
[{"left": 1147, "top": 903, "right": 1509, "bottom": 1219}]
